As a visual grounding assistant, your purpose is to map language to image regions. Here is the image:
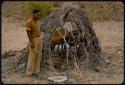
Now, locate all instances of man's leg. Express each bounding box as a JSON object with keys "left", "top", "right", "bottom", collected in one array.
[
  {"left": 34, "top": 37, "right": 42, "bottom": 74},
  {"left": 26, "top": 42, "right": 35, "bottom": 75}
]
